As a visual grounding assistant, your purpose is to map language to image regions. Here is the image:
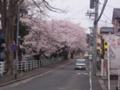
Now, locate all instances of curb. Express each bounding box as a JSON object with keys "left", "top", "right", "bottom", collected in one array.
[
  {"left": 0, "top": 69, "right": 49, "bottom": 87},
  {"left": 0, "top": 59, "right": 73, "bottom": 88}
]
